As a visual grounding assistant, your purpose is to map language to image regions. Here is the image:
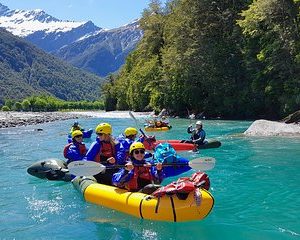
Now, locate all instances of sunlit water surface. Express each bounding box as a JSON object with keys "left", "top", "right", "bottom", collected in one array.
[{"left": 0, "top": 114, "right": 299, "bottom": 240}]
